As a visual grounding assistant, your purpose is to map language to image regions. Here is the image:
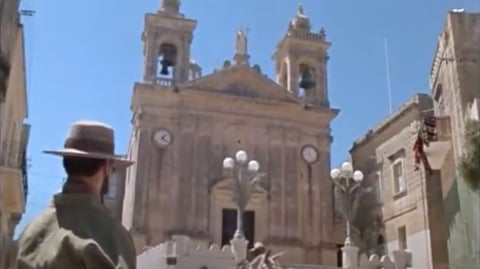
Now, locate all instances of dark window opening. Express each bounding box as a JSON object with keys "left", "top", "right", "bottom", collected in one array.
[
  {"left": 298, "top": 63, "right": 316, "bottom": 97},
  {"left": 337, "top": 244, "right": 343, "bottom": 266},
  {"left": 377, "top": 235, "right": 384, "bottom": 245},
  {"left": 377, "top": 234, "right": 385, "bottom": 255},
  {"left": 221, "top": 209, "right": 255, "bottom": 248}
]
